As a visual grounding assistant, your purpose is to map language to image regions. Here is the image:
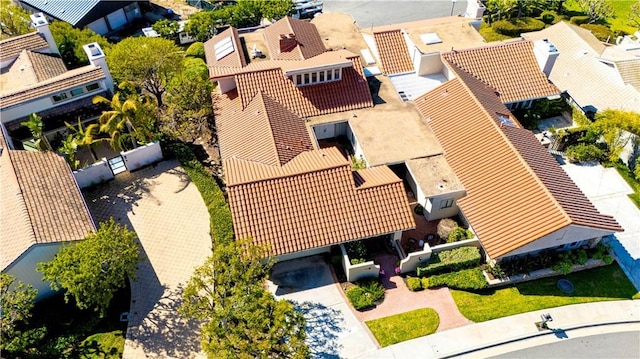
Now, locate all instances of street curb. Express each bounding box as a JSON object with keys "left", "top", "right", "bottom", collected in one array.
[{"left": 438, "top": 320, "right": 640, "bottom": 358}]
